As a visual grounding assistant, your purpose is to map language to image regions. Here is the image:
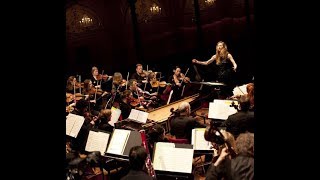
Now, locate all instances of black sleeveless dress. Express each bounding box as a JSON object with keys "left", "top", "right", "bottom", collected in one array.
[{"left": 216, "top": 56, "right": 235, "bottom": 97}]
